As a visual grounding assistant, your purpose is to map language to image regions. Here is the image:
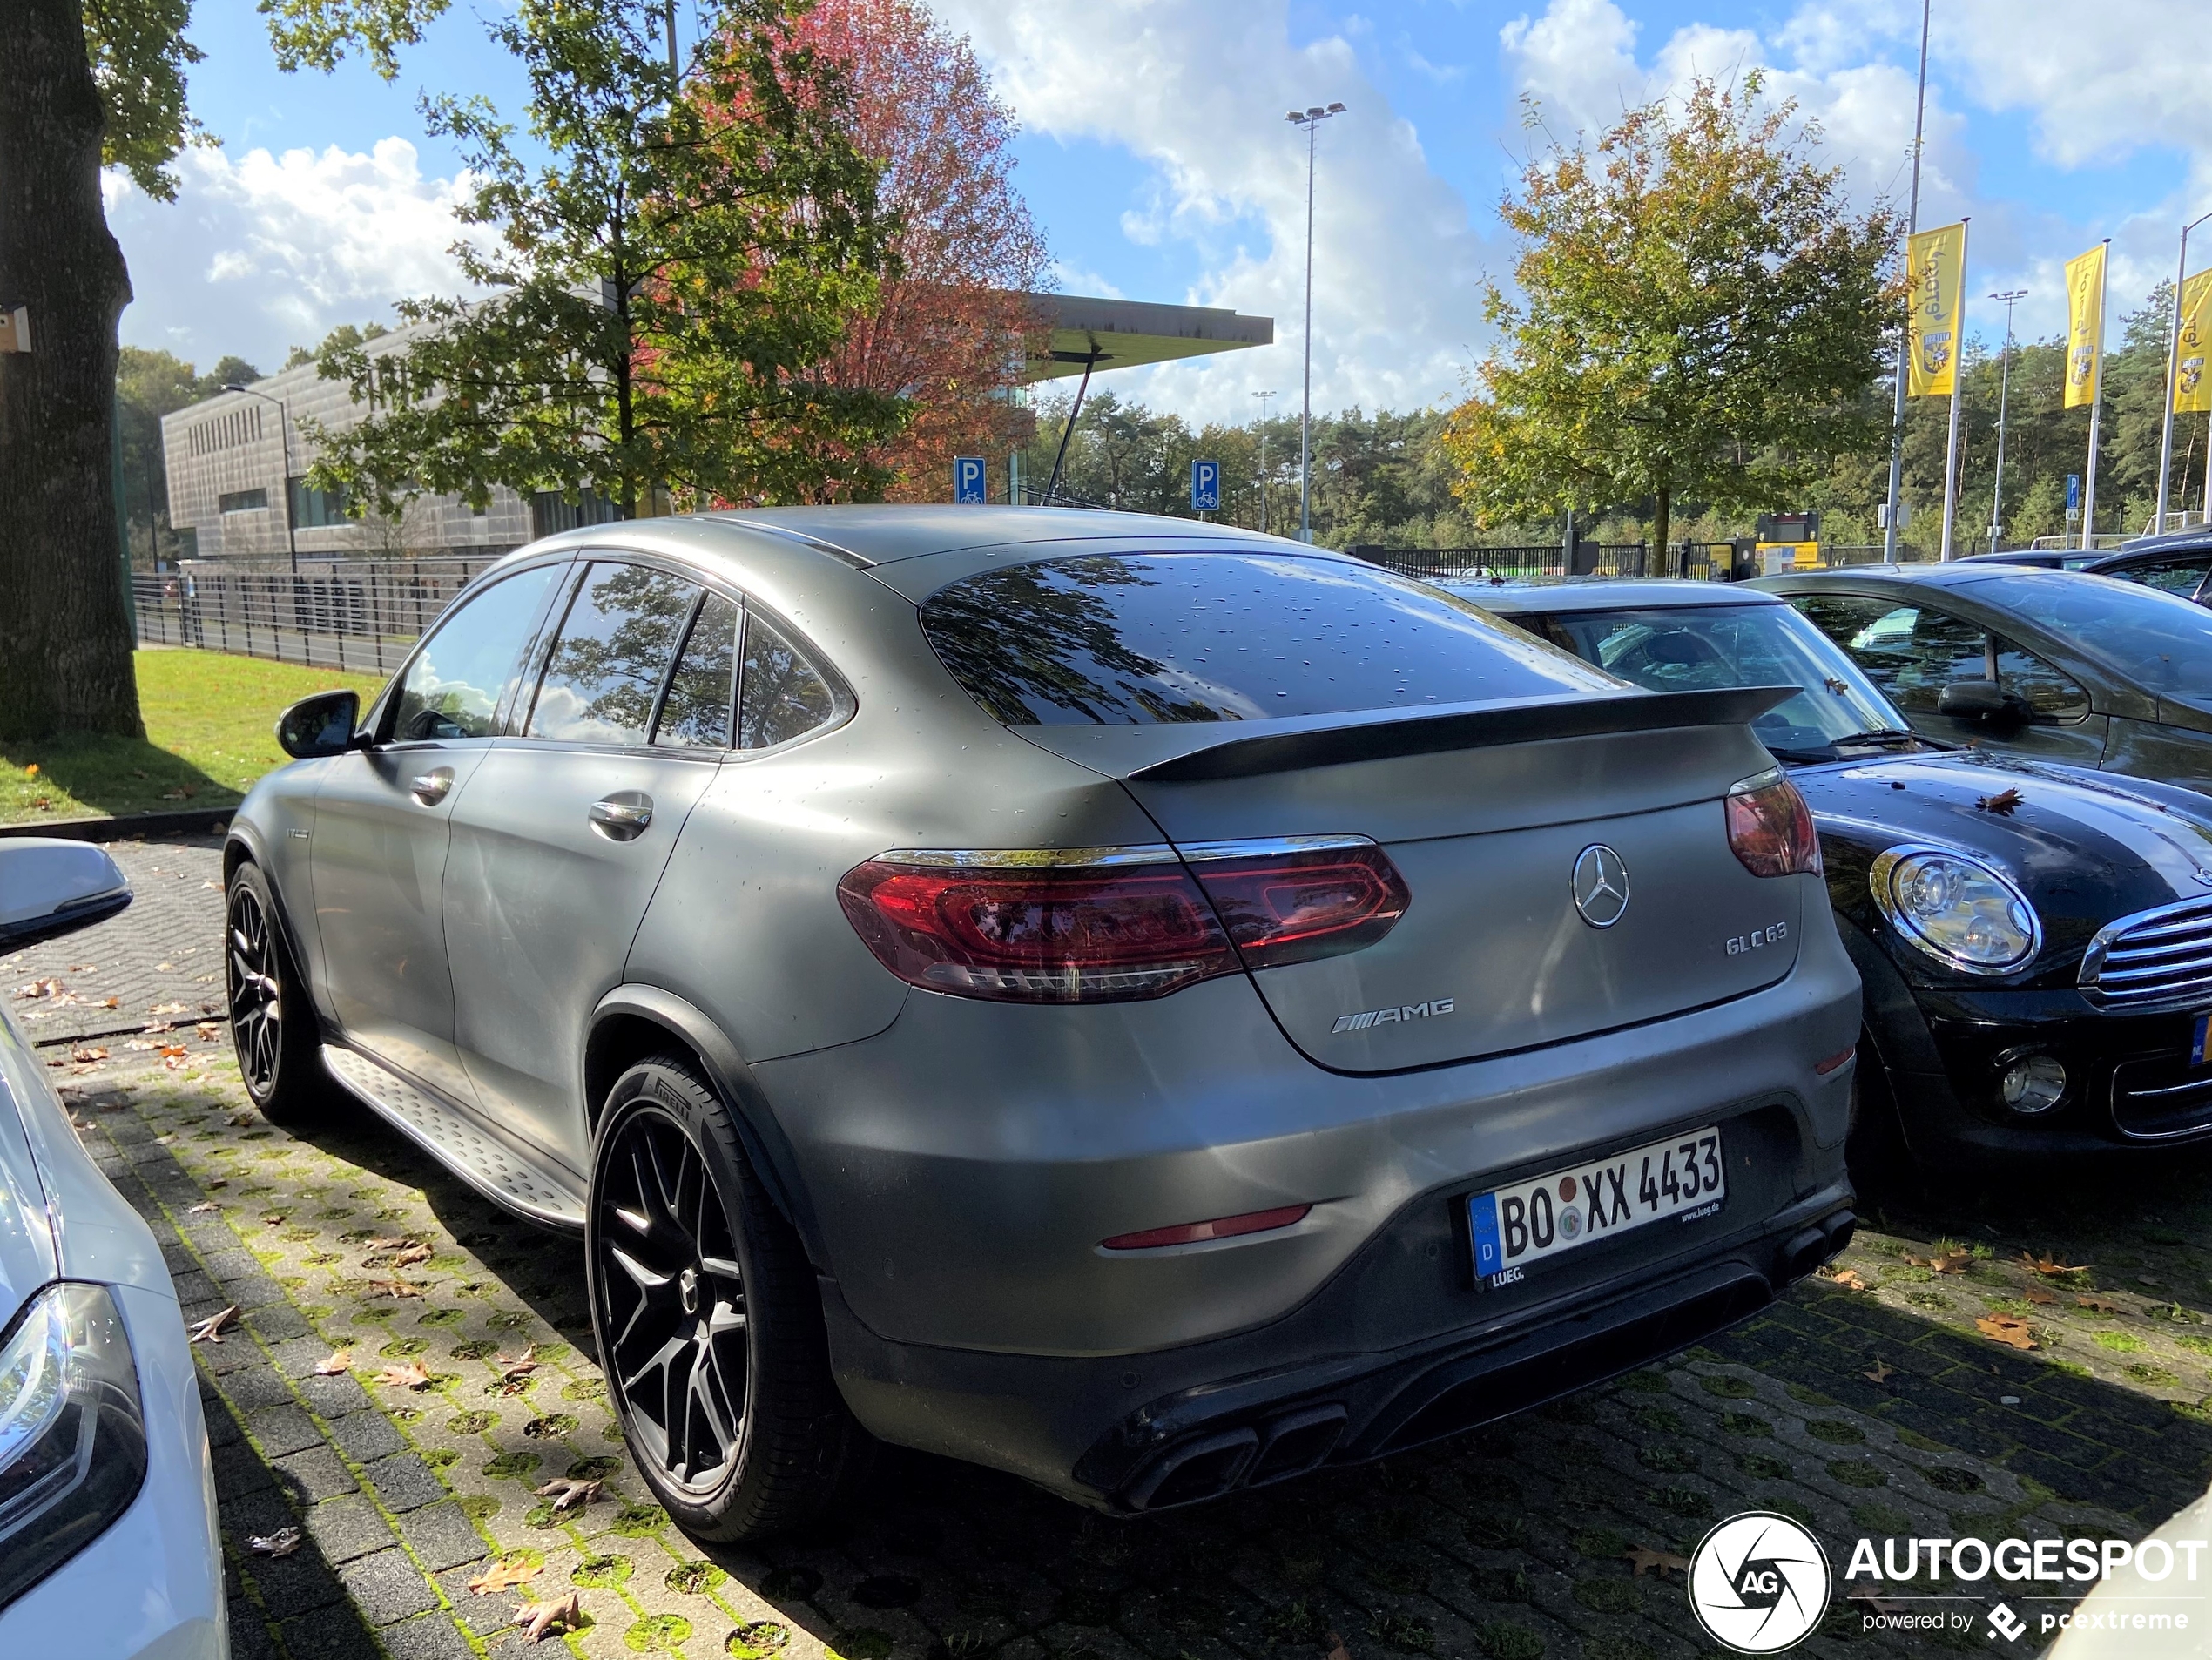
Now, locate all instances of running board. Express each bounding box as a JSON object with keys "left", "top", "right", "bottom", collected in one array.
[{"left": 320, "top": 1045, "right": 588, "bottom": 1232}]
